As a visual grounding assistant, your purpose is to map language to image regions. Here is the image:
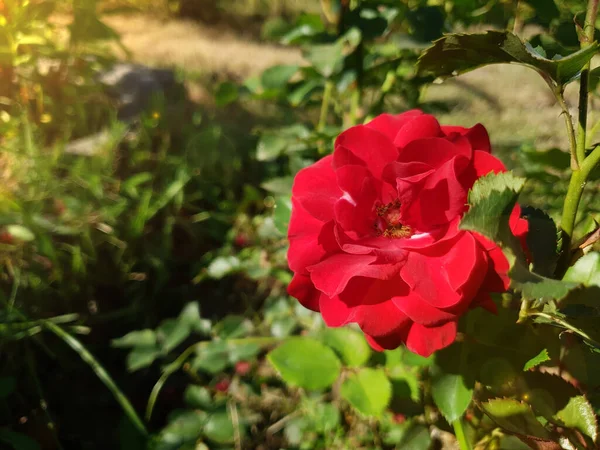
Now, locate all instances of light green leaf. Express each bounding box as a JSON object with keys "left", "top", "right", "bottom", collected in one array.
[
  {"left": 6, "top": 225, "right": 35, "bottom": 242},
  {"left": 523, "top": 349, "right": 550, "bottom": 371},
  {"left": 112, "top": 329, "right": 157, "bottom": 348},
  {"left": 304, "top": 27, "right": 362, "bottom": 78},
  {"left": 126, "top": 347, "right": 161, "bottom": 372},
  {"left": 431, "top": 373, "right": 473, "bottom": 423},
  {"left": 261, "top": 64, "right": 299, "bottom": 90},
  {"left": 481, "top": 398, "right": 550, "bottom": 439},
  {"left": 268, "top": 337, "right": 341, "bottom": 390},
  {"left": 340, "top": 368, "right": 392, "bottom": 417},
  {"left": 261, "top": 176, "right": 294, "bottom": 195},
  {"left": 321, "top": 328, "right": 372, "bottom": 367},
  {"left": 555, "top": 395, "right": 598, "bottom": 441},
  {"left": 206, "top": 256, "right": 241, "bottom": 279},
  {"left": 564, "top": 252, "right": 600, "bottom": 287},
  {"left": 418, "top": 31, "right": 600, "bottom": 86}
]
